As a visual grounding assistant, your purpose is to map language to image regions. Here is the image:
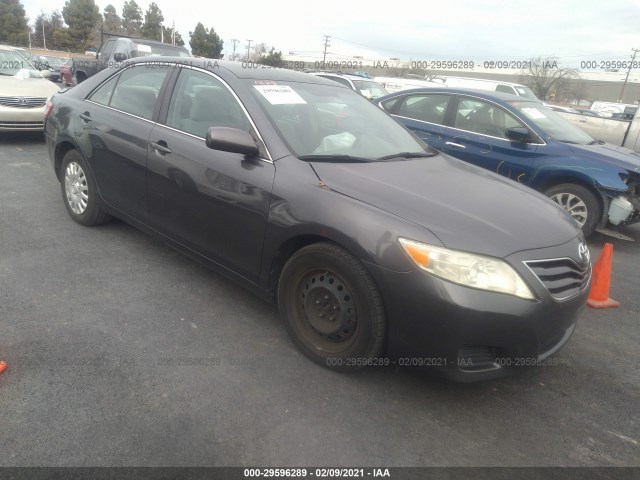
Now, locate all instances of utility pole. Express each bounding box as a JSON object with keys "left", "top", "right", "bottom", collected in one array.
[
  {"left": 322, "top": 35, "right": 331, "bottom": 67},
  {"left": 231, "top": 39, "right": 239, "bottom": 61},
  {"left": 619, "top": 48, "right": 639, "bottom": 103},
  {"left": 42, "top": 21, "right": 46, "bottom": 49},
  {"left": 246, "top": 39, "right": 252, "bottom": 61}
]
